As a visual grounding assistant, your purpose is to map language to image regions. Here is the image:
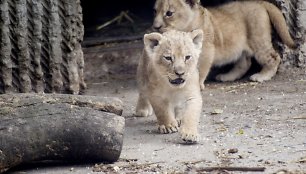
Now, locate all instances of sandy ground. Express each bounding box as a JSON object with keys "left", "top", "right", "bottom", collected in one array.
[{"left": 8, "top": 67, "right": 306, "bottom": 174}]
